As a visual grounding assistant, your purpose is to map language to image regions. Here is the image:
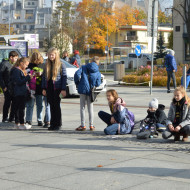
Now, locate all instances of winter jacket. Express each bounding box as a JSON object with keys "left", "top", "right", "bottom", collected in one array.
[
  {"left": 70, "top": 54, "right": 81, "bottom": 67},
  {"left": 0, "top": 59, "right": 13, "bottom": 89},
  {"left": 74, "top": 62, "right": 101, "bottom": 95},
  {"left": 164, "top": 54, "right": 177, "bottom": 72},
  {"left": 11, "top": 67, "right": 30, "bottom": 97},
  {"left": 112, "top": 105, "right": 132, "bottom": 134},
  {"left": 146, "top": 104, "right": 167, "bottom": 124},
  {"left": 42, "top": 62, "right": 67, "bottom": 91},
  {"left": 166, "top": 101, "right": 190, "bottom": 127}
]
